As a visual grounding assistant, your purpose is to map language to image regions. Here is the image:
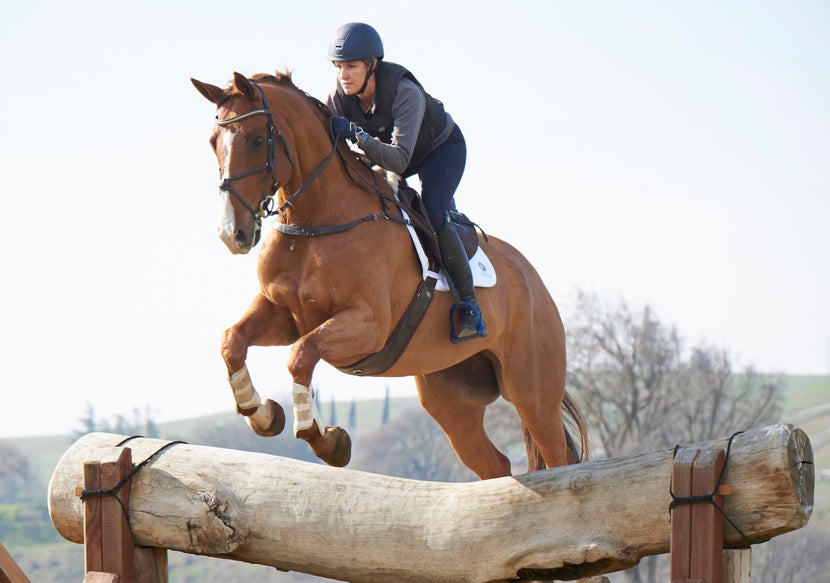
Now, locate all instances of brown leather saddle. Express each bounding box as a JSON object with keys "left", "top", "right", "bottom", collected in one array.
[{"left": 396, "top": 183, "right": 482, "bottom": 263}]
